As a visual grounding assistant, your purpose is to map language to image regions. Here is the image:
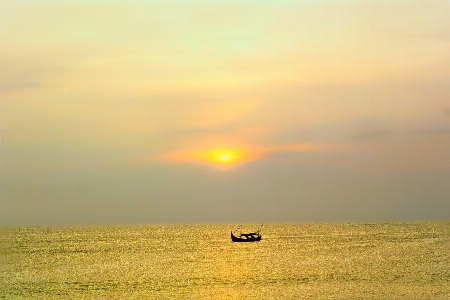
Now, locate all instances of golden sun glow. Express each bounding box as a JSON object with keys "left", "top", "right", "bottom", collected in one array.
[
  {"left": 138, "top": 143, "right": 335, "bottom": 169},
  {"left": 152, "top": 147, "right": 262, "bottom": 168},
  {"left": 206, "top": 149, "right": 249, "bottom": 166},
  {"left": 218, "top": 154, "right": 232, "bottom": 162}
]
